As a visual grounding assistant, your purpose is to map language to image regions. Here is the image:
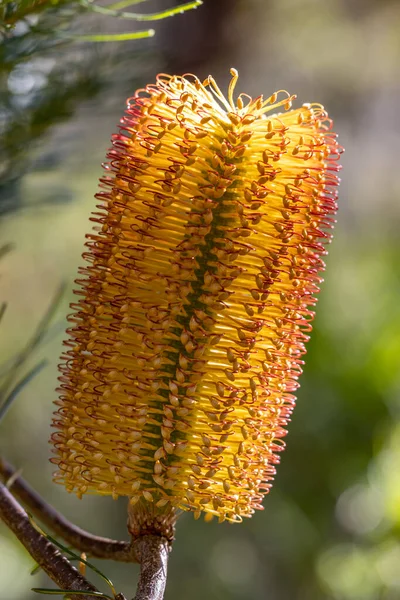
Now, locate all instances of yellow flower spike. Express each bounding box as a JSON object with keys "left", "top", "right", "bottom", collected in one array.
[{"left": 50, "top": 69, "right": 342, "bottom": 526}]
